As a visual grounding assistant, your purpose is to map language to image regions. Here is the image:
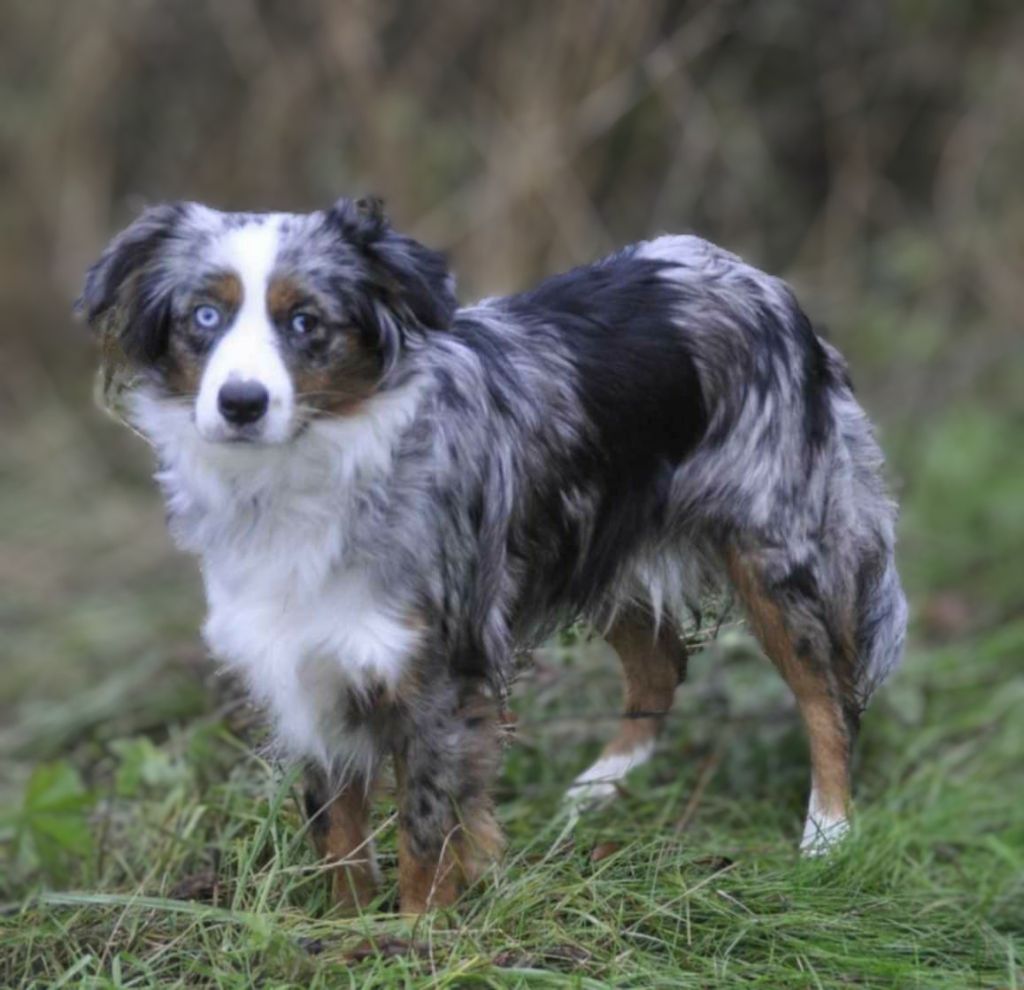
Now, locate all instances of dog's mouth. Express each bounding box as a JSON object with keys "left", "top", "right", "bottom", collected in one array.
[
  {"left": 219, "top": 428, "right": 264, "bottom": 445},
  {"left": 194, "top": 417, "right": 299, "bottom": 448}
]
